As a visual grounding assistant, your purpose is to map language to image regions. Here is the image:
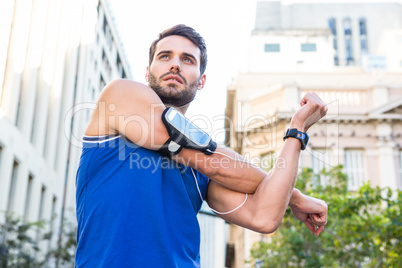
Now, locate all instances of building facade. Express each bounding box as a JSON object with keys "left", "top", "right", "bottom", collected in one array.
[
  {"left": 225, "top": 1, "right": 402, "bottom": 267},
  {"left": 0, "top": 0, "right": 131, "bottom": 261},
  {"left": 198, "top": 204, "right": 229, "bottom": 268},
  {"left": 254, "top": 0, "right": 402, "bottom": 70}
]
